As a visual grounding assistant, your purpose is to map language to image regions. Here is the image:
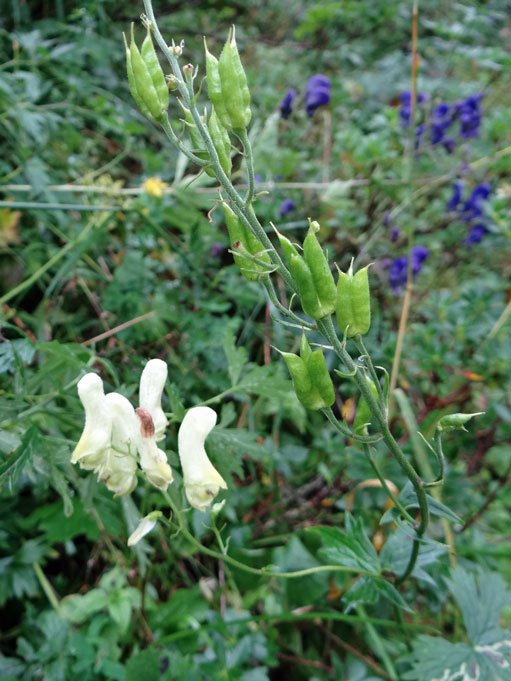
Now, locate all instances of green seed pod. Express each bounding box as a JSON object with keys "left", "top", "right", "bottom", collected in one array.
[
  {"left": 204, "top": 39, "right": 233, "bottom": 130},
  {"left": 126, "top": 25, "right": 166, "bottom": 121},
  {"left": 218, "top": 27, "right": 252, "bottom": 131},
  {"left": 303, "top": 221, "right": 336, "bottom": 315},
  {"left": 141, "top": 26, "right": 169, "bottom": 113},
  {"left": 280, "top": 337, "right": 334, "bottom": 410},
  {"left": 336, "top": 261, "right": 371, "bottom": 338},
  {"left": 437, "top": 412, "right": 484, "bottom": 432},
  {"left": 124, "top": 33, "right": 152, "bottom": 120},
  {"left": 223, "top": 202, "right": 267, "bottom": 280},
  {"left": 281, "top": 352, "right": 324, "bottom": 410},
  {"left": 304, "top": 348, "right": 335, "bottom": 408},
  {"left": 274, "top": 226, "right": 300, "bottom": 266},
  {"left": 183, "top": 107, "right": 207, "bottom": 155},
  {"left": 289, "top": 254, "right": 323, "bottom": 319},
  {"left": 208, "top": 108, "right": 232, "bottom": 178}
]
